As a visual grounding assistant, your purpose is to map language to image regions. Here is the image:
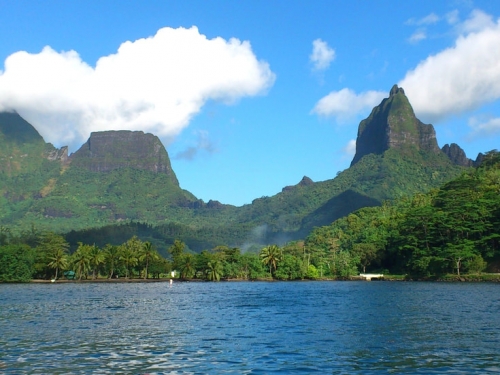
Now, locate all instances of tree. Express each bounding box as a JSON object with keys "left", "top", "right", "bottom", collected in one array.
[
  {"left": 168, "top": 239, "right": 186, "bottom": 272},
  {"left": 443, "top": 240, "right": 476, "bottom": 276},
  {"left": 149, "top": 257, "right": 171, "bottom": 279},
  {"left": 0, "top": 244, "right": 35, "bottom": 282},
  {"left": 139, "top": 241, "right": 160, "bottom": 279},
  {"left": 466, "top": 254, "right": 487, "bottom": 274},
  {"left": 72, "top": 243, "right": 91, "bottom": 281},
  {"left": 38, "top": 232, "right": 70, "bottom": 280},
  {"left": 88, "top": 245, "right": 104, "bottom": 280},
  {"left": 47, "top": 247, "right": 69, "bottom": 280},
  {"left": 352, "top": 243, "right": 378, "bottom": 273},
  {"left": 259, "top": 245, "right": 282, "bottom": 277},
  {"left": 119, "top": 236, "right": 142, "bottom": 278},
  {"left": 237, "top": 253, "right": 266, "bottom": 280},
  {"left": 205, "top": 259, "right": 223, "bottom": 281},
  {"left": 274, "top": 254, "right": 303, "bottom": 280},
  {"left": 103, "top": 244, "right": 120, "bottom": 279},
  {"left": 335, "top": 251, "right": 360, "bottom": 278},
  {"left": 119, "top": 246, "right": 138, "bottom": 279},
  {"left": 178, "top": 253, "right": 196, "bottom": 279}
]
